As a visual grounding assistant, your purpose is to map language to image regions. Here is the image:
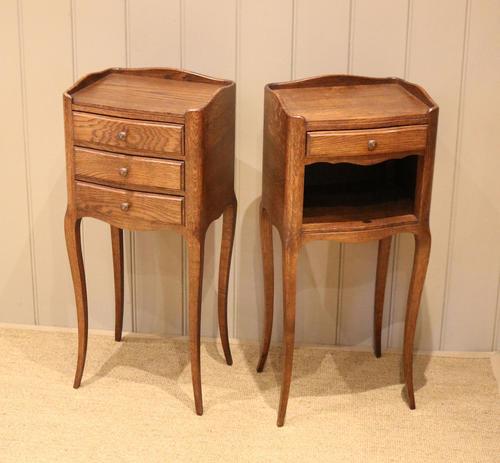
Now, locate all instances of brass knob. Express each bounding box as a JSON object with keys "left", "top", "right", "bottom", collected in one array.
[
  {"left": 367, "top": 139, "right": 377, "bottom": 151},
  {"left": 120, "top": 202, "right": 130, "bottom": 212},
  {"left": 119, "top": 167, "right": 129, "bottom": 177},
  {"left": 117, "top": 130, "right": 127, "bottom": 141}
]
